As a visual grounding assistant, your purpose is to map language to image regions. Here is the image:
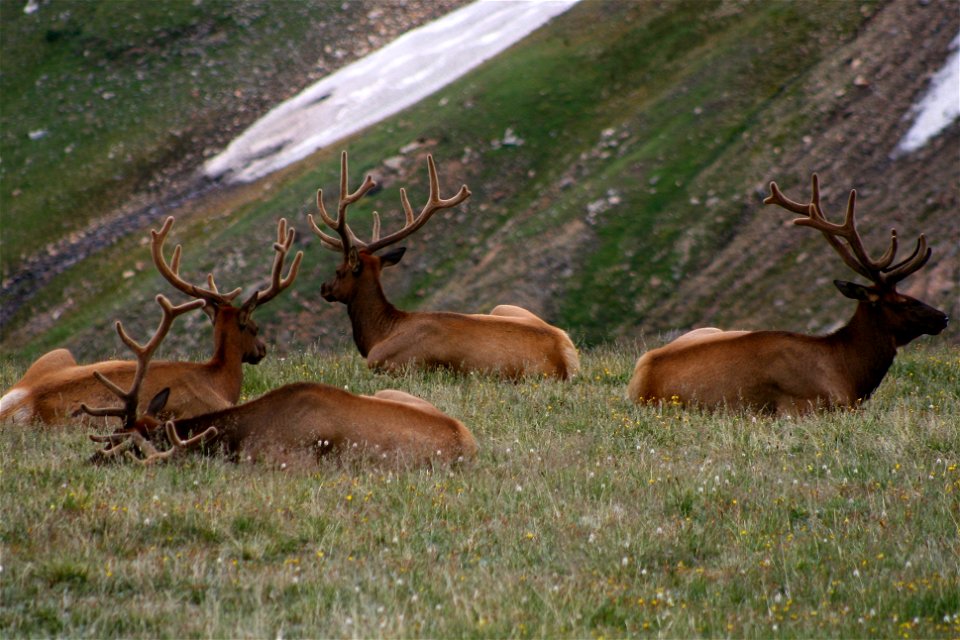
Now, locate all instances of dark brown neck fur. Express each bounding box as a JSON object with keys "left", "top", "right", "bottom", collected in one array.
[
  {"left": 824, "top": 302, "right": 898, "bottom": 401},
  {"left": 346, "top": 275, "right": 408, "bottom": 357}
]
